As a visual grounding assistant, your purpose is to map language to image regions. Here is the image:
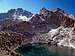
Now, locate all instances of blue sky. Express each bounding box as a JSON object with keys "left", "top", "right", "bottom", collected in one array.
[{"left": 0, "top": 0, "right": 75, "bottom": 14}]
